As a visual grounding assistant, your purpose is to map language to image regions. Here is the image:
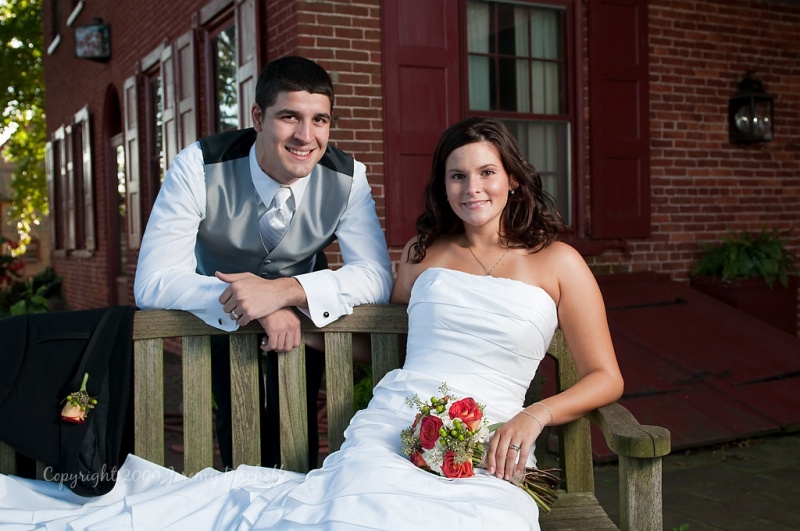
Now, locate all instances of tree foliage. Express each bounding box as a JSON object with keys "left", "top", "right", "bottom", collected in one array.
[{"left": 0, "top": 0, "right": 46, "bottom": 254}]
